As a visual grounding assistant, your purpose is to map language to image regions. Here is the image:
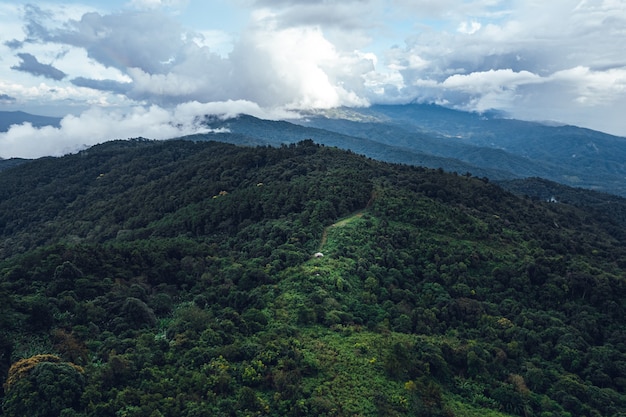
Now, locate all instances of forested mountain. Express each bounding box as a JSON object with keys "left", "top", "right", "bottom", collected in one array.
[
  {"left": 1, "top": 139, "right": 625, "bottom": 417},
  {"left": 202, "top": 114, "right": 515, "bottom": 180},
  {"left": 199, "top": 105, "right": 626, "bottom": 197},
  {"left": 0, "top": 158, "right": 28, "bottom": 172},
  {"left": 5, "top": 105, "right": 626, "bottom": 197},
  {"left": 498, "top": 177, "right": 626, "bottom": 228},
  {"left": 296, "top": 104, "right": 626, "bottom": 196}
]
